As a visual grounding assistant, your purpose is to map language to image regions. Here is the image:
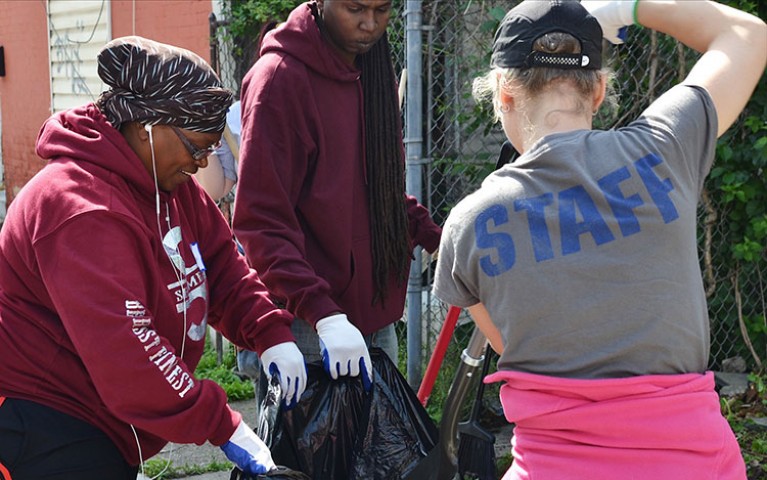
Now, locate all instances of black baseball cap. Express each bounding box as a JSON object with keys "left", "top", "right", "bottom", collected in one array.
[{"left": 491, "top": 0, "right": 603, "bottom": 70}]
